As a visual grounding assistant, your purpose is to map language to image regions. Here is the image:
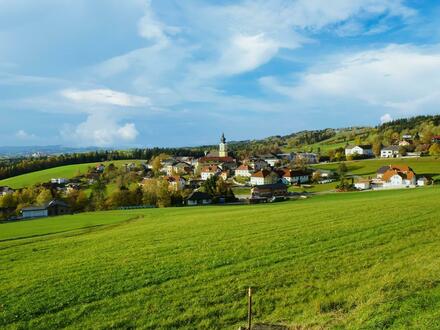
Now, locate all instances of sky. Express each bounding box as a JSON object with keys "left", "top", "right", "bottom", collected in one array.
[{"left": 1, "top": 0, "right": 440, "bottom": 148}]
